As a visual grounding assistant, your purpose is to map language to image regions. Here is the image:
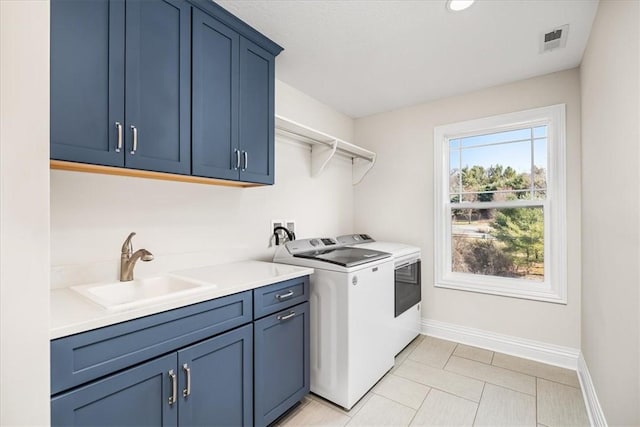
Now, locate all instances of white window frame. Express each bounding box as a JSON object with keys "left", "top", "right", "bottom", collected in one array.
[{"left": 434, "top": 104, "right": 567, "bottom": 304}]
